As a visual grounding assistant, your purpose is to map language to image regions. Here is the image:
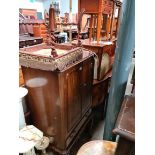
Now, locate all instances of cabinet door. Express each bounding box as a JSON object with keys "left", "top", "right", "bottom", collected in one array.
[
  {"left": 65, "top": 66, "right": 82, "bottom": 132},
  {"left": 80, "top": 57, "right": 94, "bottom": 115}
]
